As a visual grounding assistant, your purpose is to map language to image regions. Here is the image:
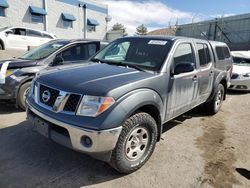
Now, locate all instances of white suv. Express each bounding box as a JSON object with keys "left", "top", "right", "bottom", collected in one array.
[{"left": 0, "top": 26, "right": 57, "bottom": 50}]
